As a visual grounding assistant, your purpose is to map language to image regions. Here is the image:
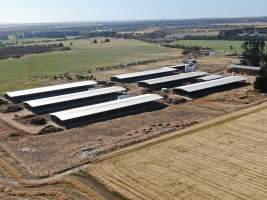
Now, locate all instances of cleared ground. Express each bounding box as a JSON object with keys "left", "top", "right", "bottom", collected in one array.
[
  {"left": 172, "top": 40, "right": 244, "bottom": 54},
  {"left": 0, "top": 144, "right": 107, "bottom": 200},
  {"left": 0, "top": 55, "right": 264, "bottom": 178},
  {"left": 0, "top": 53, "right": 265, "bottom": 199},
  {"left": 88, "top": 102, "right": 267, "bottom": 200},
  {"left": 0, "top": 38, "right": 180, "bottom": 94}
]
